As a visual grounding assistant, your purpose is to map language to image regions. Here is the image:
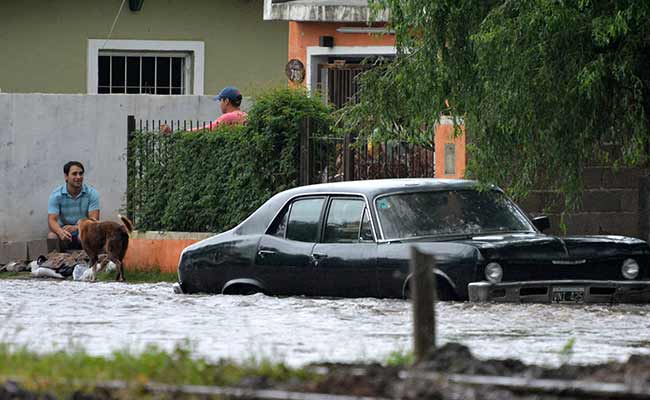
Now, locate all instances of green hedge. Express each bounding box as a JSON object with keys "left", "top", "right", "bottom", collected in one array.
[{"left": 127, "top": 88, "right": 333, "bottom": 232}]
